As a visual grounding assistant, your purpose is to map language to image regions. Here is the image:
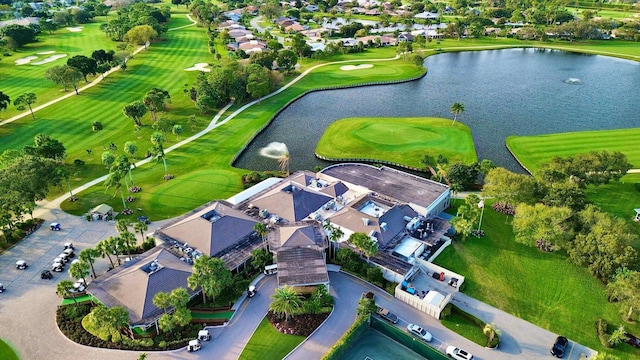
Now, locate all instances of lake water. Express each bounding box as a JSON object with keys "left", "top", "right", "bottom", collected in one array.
[{"left": 234, "top": 48, "right": 640, "bottom": 173}]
